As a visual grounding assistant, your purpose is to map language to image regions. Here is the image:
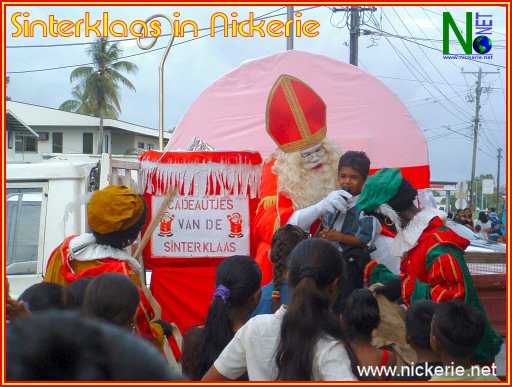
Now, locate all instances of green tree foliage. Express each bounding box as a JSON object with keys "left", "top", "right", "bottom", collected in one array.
[
  {"left": 59, "top": 78, "right": 119, "bottom": 119},
  {"left": 60, "top": 38, "right": 138, "bottom": 153}
]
